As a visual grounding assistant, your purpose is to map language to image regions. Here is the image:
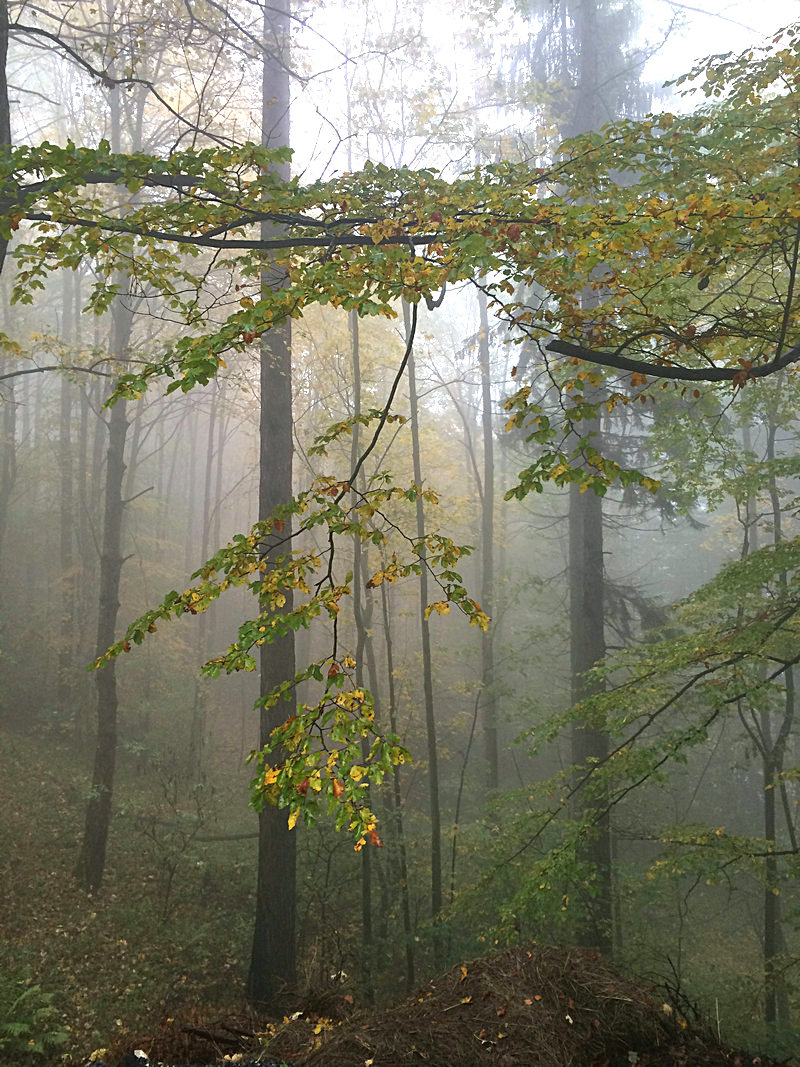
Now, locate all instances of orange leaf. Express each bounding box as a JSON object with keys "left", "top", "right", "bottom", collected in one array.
[
  {"left": 332, "top": 779, "right": 344, "bottom": 799},
  {"left": 369, "top": 830, "right": 383, "bottom": 847}
]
